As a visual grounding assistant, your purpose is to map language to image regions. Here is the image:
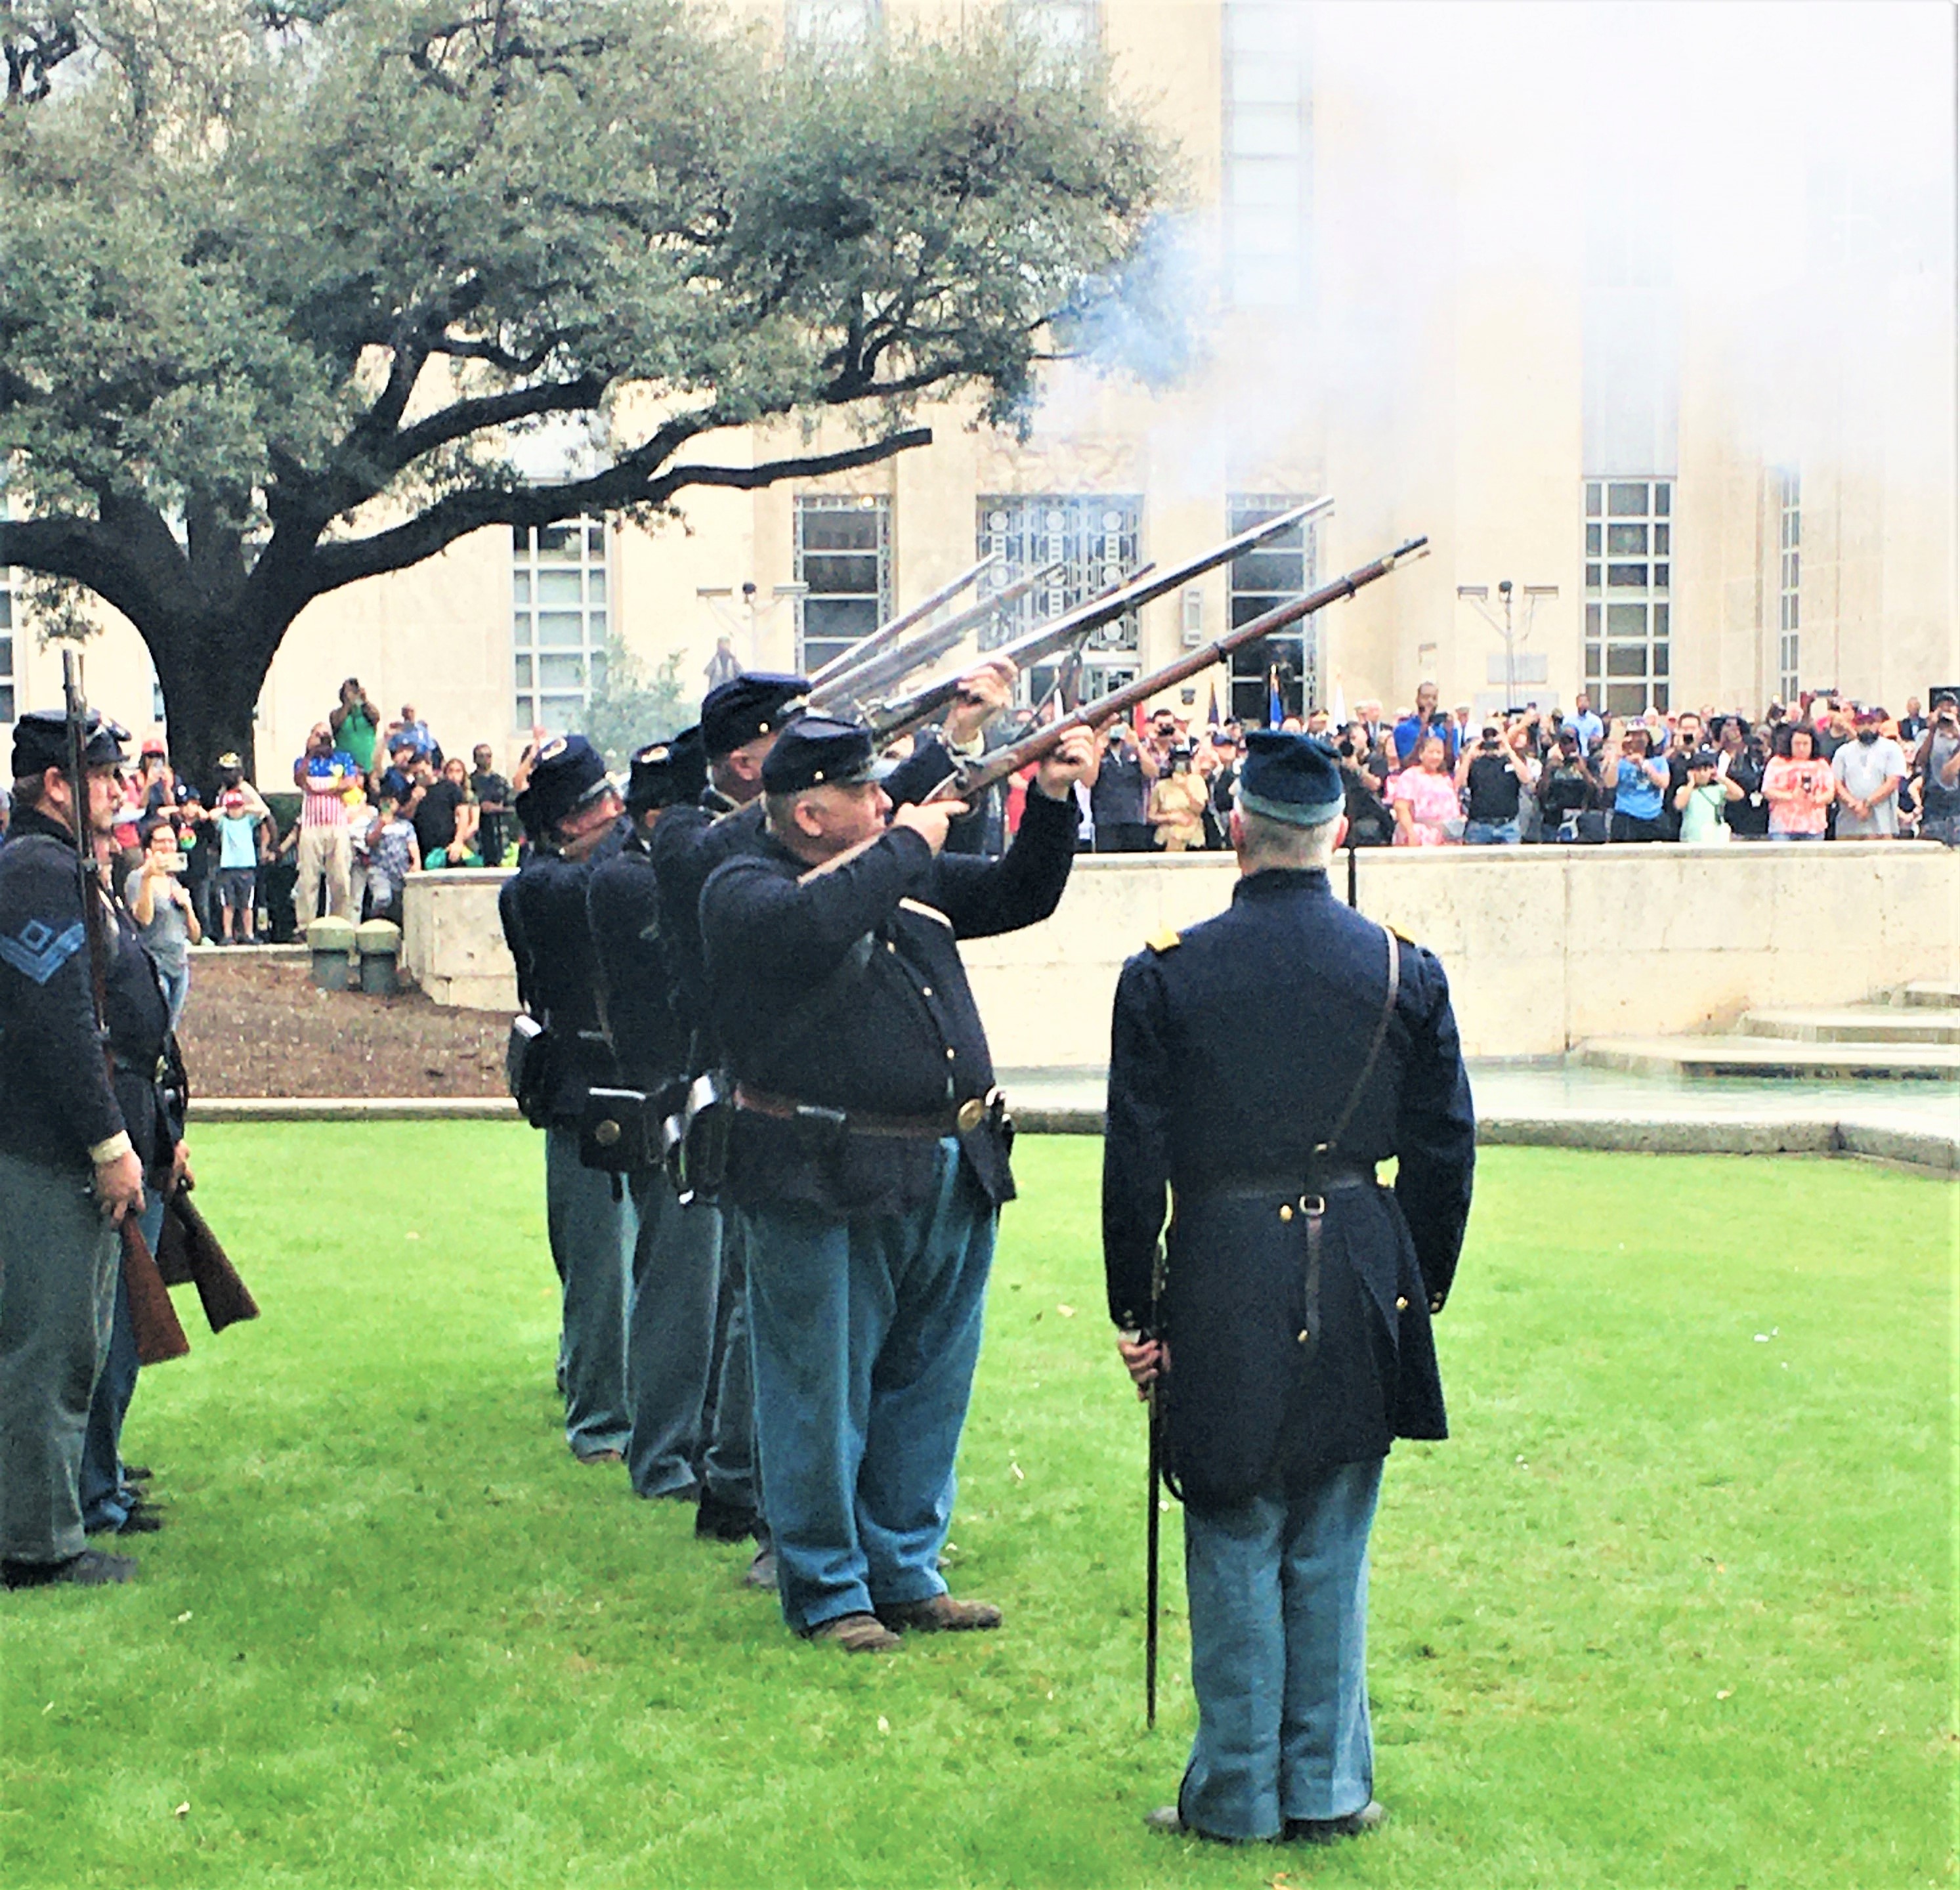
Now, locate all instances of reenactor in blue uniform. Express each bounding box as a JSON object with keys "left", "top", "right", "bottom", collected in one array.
[
  {"left": 698, "top": 714, "right": 1099, "bottom": 1651},
  {"left": 1104, "top": 731, "right": 1476, "bottom": 1844},
  {"left": 498, "top": 735, "right": 633, "bottom": 1465},
  {"left": 585, "top": 731, "right": 725, "bottom": 1504},
  {"left": 649, "top": 673, "right": 808, "bottom": 1555},
  {"left": 0, "top": 710, "right": 181, "bottom": 1588}
]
